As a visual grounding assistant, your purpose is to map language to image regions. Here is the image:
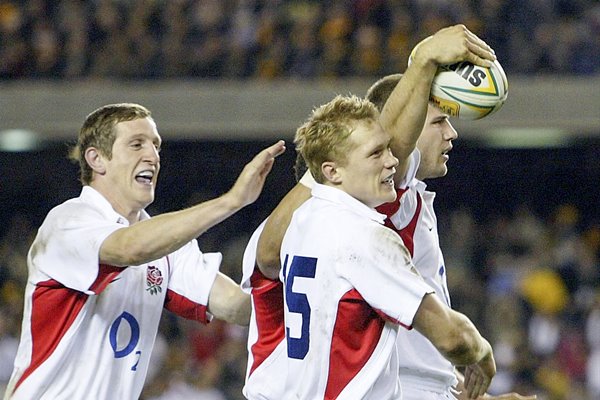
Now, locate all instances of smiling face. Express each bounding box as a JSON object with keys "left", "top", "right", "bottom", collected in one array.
[
  {"left": 296, "top": 94, "right": 397, "bottom": 208},
  {"left": 90, "top": 117, "right": 161, "bottom": 220},
  {"left": 415, "top": 104, "right": 458, "bottom": 180},
  {"left": 331, "top": 120, "right": 399, "bottom": 208}
]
